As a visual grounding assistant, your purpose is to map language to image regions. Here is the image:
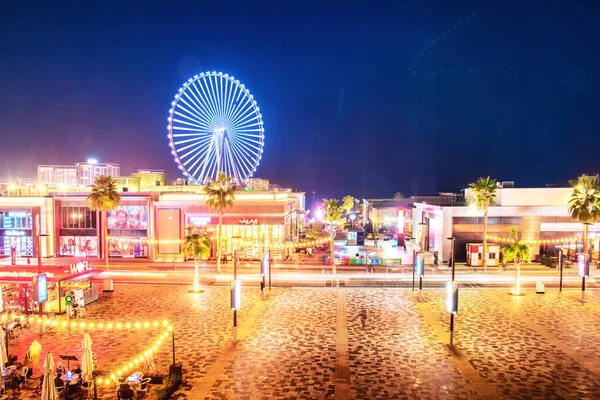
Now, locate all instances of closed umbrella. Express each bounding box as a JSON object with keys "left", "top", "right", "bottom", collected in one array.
[
  {"left": 41, "top": 352, "right": 57, "bottom": 400},
  {"left": 81, "top": 333, "right": 94, "bottom": 382},
  {"left": 29, "top": 340, "right": 42, "bottom": 372},
  {"left": 0, "top": 328, "right": 7, "bottom": 369}
]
